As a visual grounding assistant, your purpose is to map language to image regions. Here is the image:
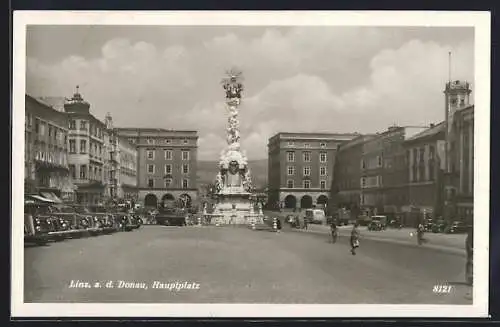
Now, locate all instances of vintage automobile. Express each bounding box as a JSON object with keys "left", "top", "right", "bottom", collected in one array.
[
  {"left": 431, "top": 220, "right": 447, "bottom": 233},
  {"left": 368, "top": 219, "right": 384, "bottom": 231},
  {"left": 24, "top": 200, "right": 52, "bottom": 245},
  {"left": 130, "top": 214, "right": 143, "bottom": 229},
  {"left": 387, "top": 219, "right": 403, "bottom": 229},
  {"left": 155, "top": 204, "right": 188, "bottom": 226},
  {"left": 303, "top": 209, "right": 327, "bottom": 225},
  {"left": 113, "top": 213, "right": 134, "bottom": 231},
  {"left": 445, "top": 221, "right": 467, "bottom": 234},
  {"left": 49, "top": 212, "right": 84, "bottom": 239}
]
